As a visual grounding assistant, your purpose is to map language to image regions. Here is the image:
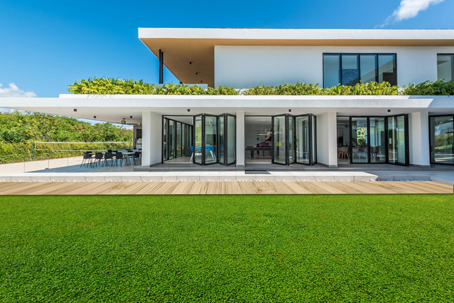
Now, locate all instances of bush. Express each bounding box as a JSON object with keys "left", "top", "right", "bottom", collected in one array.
[
  {"left": 68, "top": 78, "right": 400, "bottom": 96},
  {"left": 0, "top": 112, "right": 132, "bottom": 164},
  {"left": 402, "top": 80, "right": 454, "bottom": 96}
]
